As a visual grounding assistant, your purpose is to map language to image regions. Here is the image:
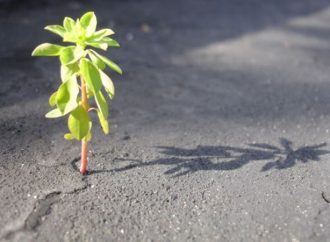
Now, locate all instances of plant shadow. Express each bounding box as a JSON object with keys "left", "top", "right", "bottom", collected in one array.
[{"left": 106, "top": 138, "right": 330, "bottom": 177}]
